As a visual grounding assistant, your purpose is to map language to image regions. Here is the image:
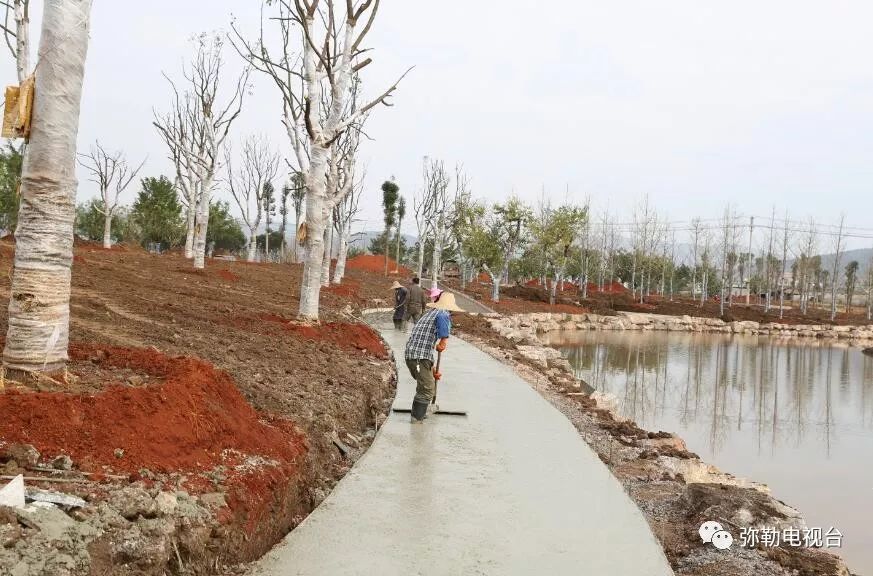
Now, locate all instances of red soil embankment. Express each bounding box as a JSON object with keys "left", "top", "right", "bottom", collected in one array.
[
  {"left": 347, "top": 254, "right": 411, "bottom": 276},
  {"left": 0, "top": 343, "right": 306, "bottom": 477}
]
